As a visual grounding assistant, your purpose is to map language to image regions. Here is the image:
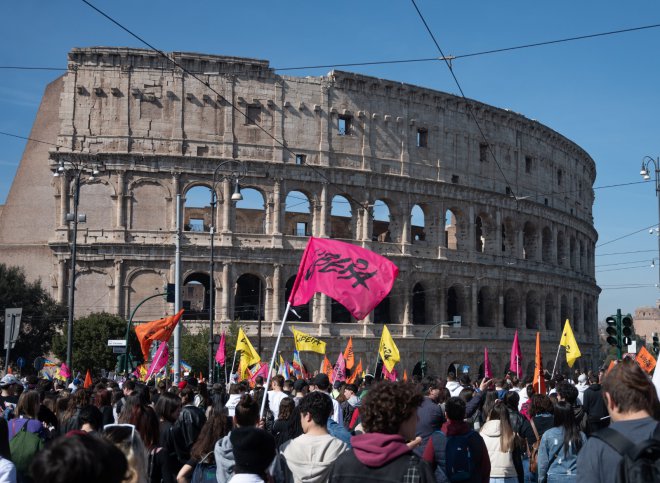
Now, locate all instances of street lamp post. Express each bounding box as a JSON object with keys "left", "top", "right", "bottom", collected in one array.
[
  {"left": 640, "top": 156, "right": 660, "bottom": 288},
  {"left": 53, "top": 156, "right": 100, "bottom": 376},
  {"left": 209, "top": 160, "right": 246, "bottom": 383}
]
